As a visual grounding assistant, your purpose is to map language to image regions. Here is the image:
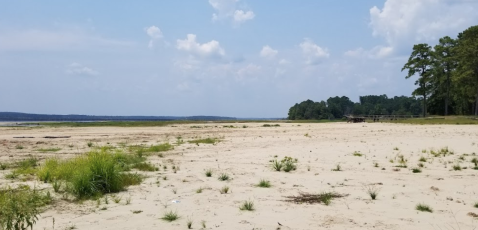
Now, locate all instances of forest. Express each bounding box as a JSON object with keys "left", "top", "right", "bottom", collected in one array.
[{"left": 288, "top": 25, "right": 478, "bottom": 120}]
